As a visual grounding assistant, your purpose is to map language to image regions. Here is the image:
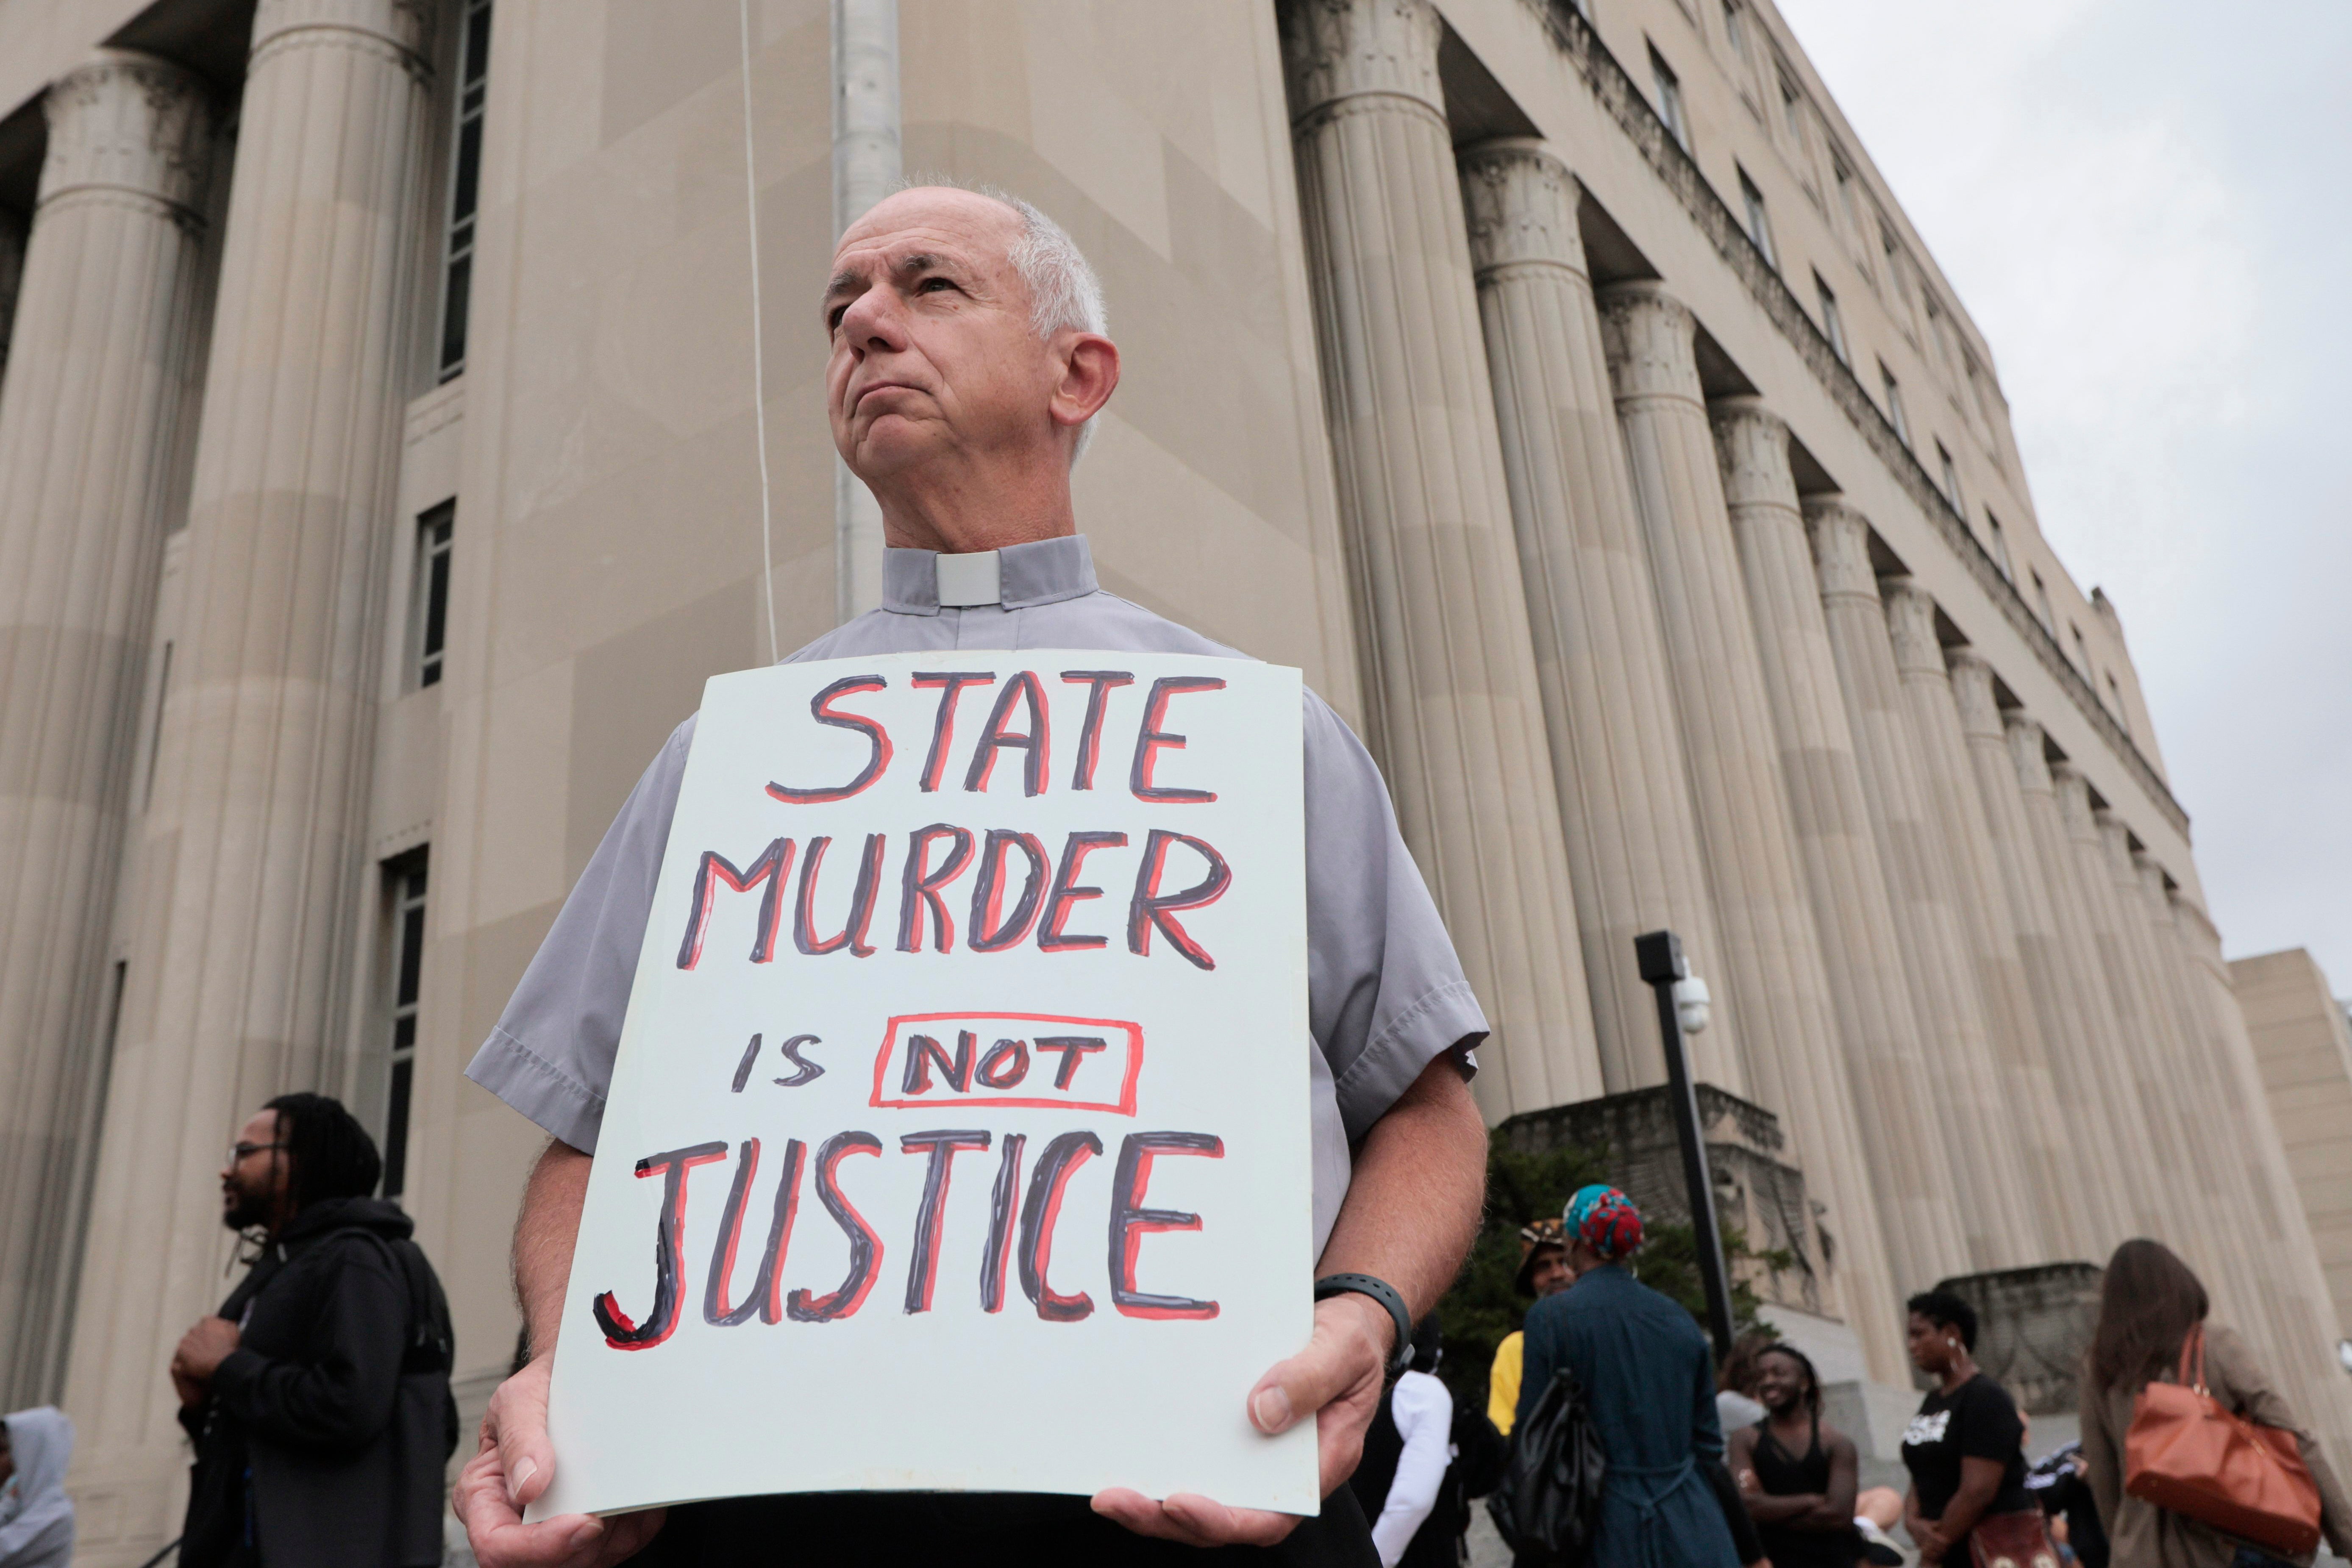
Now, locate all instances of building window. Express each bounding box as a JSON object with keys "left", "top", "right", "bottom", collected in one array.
[
  {"left": 411, "top": 503, "right": 454, "bottom": 689},
  {"left": 1721, "top": 0, "right": 1749, "bottom": 61},
  {"left": 1879, "top": 362, "right": 1910, "bottom": 446},
  {"left": 1738, "top": 168, "right": 1776, "bottom": 268},
  {"left": 1936, "top": 441, "right": 1963, "bottom": 516},
  {"left": 1878, "top": 221, "right": 1909, "bottom": 309},
  {"left": 1777, "top": 75, "right": 1805, "bottom": 146},
  {"left": 1814, "top": 272, "right": 1848, "bottom": 364},
  {"left": 1985, "top": 509, "right": 2014, "bottom": 581},
  {"left": 436, "top": 0, "right": 492, "bottom": 382},
  {"left": 143, "top": 640, "right": 172, "bottom": 811},
  {"left": 2106, "top": 673, "right": 2131, "bottom": 735},
  {"left": 1650, "top": 48, "right": 1690, "bottom": 152},
  {"left": 1924, "top": 298, "right": 1955, "bottom": 376},
  {"left": 2030, "top": 570, "right": 2055, "bottom": 633},
  {"left": 2069, "top": 624, "right": 2093, "bottom": 678},
  {"left": 382, "top": 851, "right": 428, "bottom": 1201},
  {"left": 1830, "top": 156, "right": 1860, "bottom": 235}
]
